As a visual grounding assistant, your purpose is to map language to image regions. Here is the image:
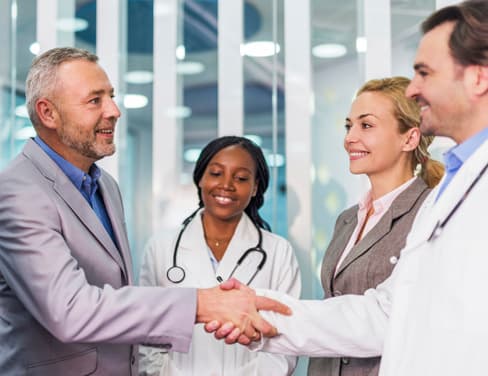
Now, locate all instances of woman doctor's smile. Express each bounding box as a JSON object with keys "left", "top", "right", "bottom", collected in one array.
[{"left": 198, "top": 144, "right": 258, "bottom": 224}]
